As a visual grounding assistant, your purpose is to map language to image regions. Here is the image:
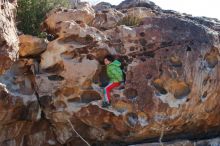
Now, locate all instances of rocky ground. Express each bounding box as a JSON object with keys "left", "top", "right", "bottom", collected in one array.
[
  {"left": 0, "top": 0, "right": 220, "bottom": 146},
  {"left": 133, "top": 137, "right": 220, "bottom": 146}
]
